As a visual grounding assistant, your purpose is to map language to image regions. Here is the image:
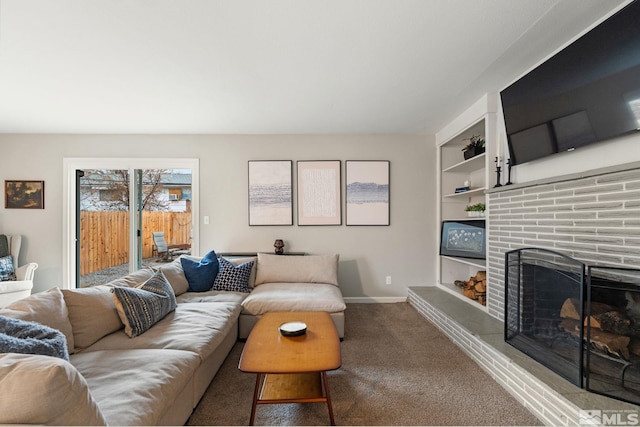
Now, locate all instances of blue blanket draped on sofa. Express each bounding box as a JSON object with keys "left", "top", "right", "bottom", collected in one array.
[{"left": 0, "top": 316, "right": 69, "bottom": 361}]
